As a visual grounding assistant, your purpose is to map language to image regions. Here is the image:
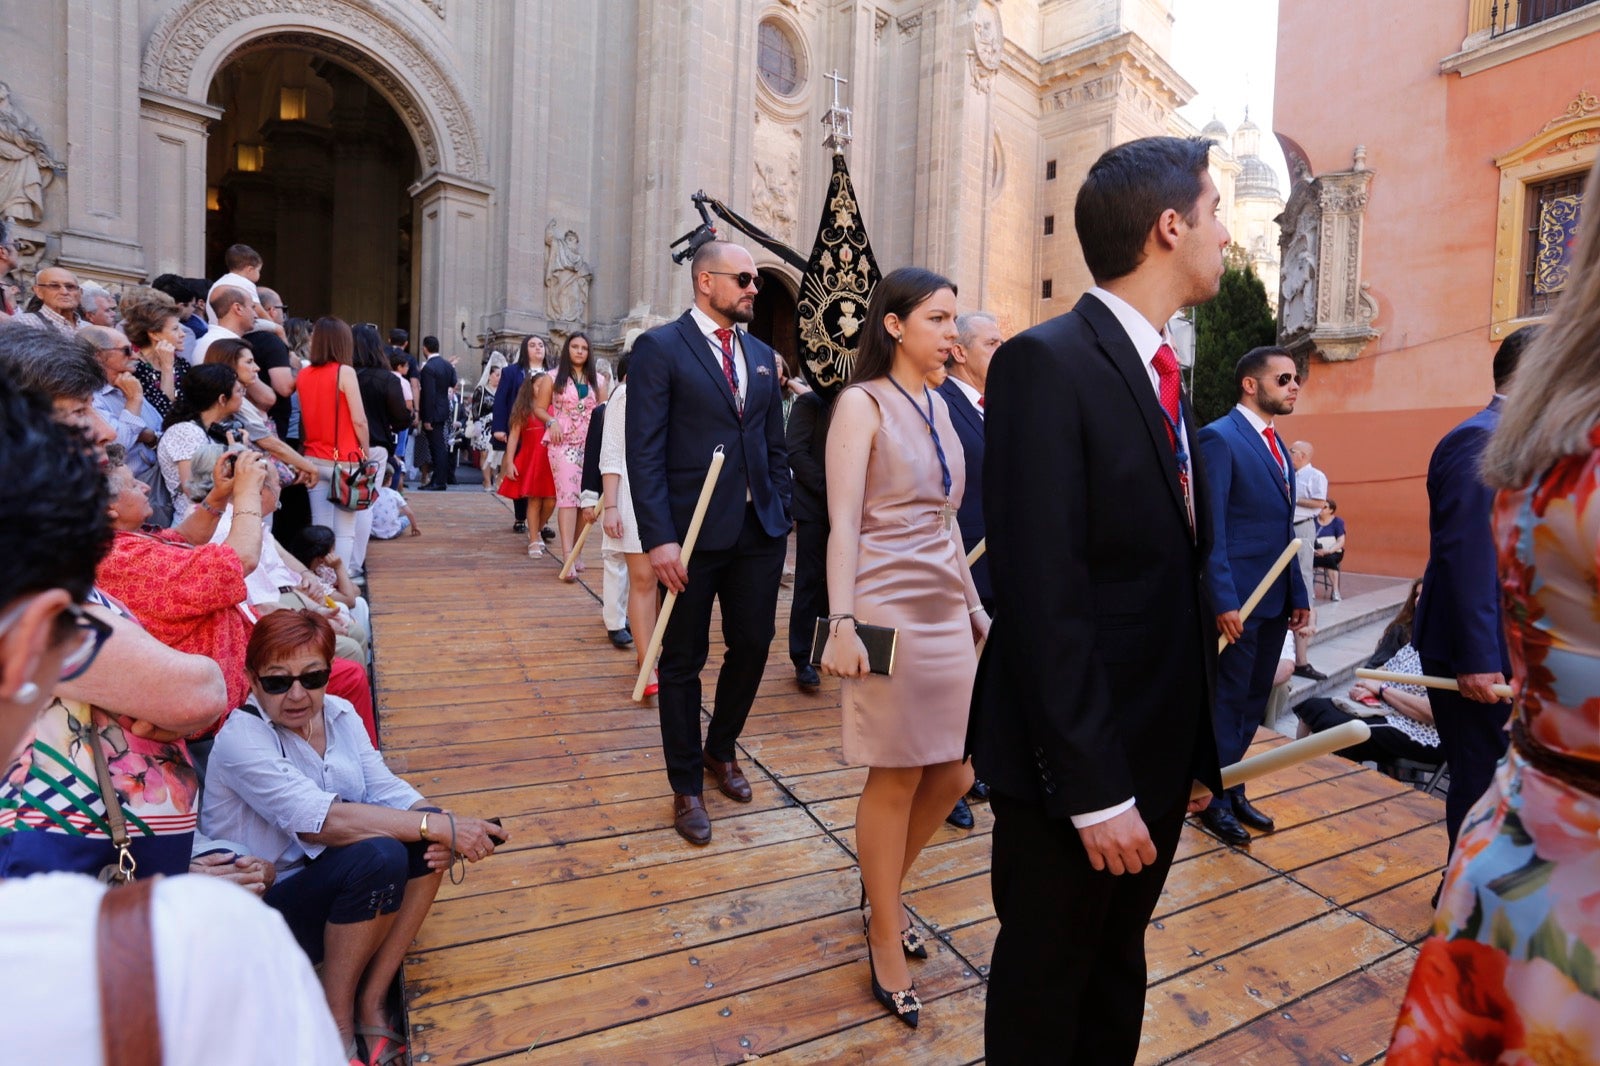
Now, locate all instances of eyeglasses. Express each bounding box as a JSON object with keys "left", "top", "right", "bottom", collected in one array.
[
  {"left": 256, "top": 668, "right": 331, "bottom": 695},
  {"left": 38, "top": 282, "right": 81, "bottom": 292},
  {"left": 98, "top": 345, "right": 136, "bottom": 358},
  {"left": 1271, "top": 372, "right": 1301, "bottom": 387},
  {"left": 705, "top": 271, "right": 764, "bottom": 292},
  {"left": 0, "top": 598, "right": 113, "bottom": 684}
]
